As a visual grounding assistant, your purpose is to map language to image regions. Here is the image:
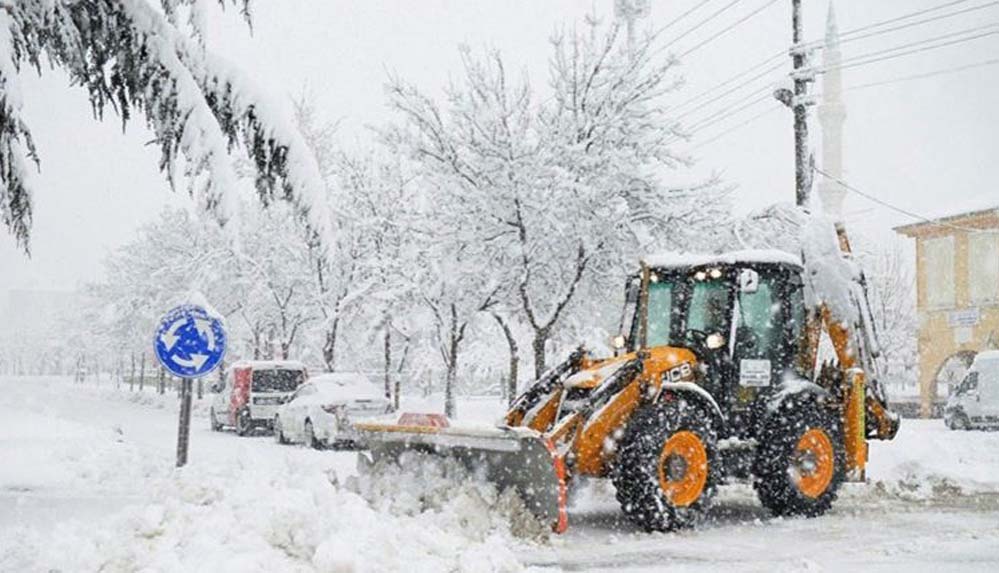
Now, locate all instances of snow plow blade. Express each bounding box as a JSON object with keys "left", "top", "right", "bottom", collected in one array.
[{"left": 354, "top": 421, "right": 568, "bottom": 533}]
